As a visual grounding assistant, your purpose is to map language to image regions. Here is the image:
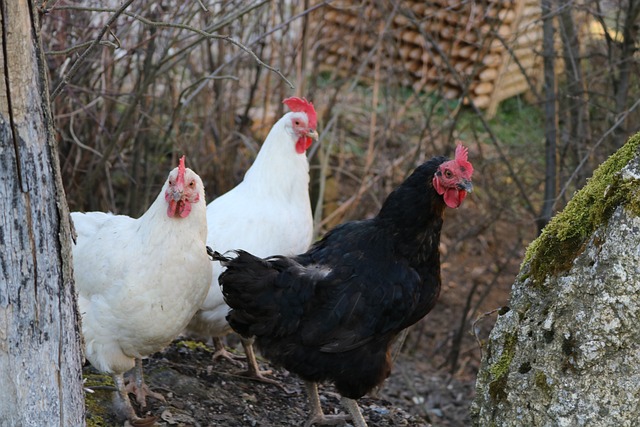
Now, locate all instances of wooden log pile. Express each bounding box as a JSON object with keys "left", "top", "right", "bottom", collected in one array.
[{"left": 312, "top": 0, "right": 547, "bottom": 117}]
